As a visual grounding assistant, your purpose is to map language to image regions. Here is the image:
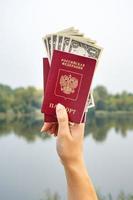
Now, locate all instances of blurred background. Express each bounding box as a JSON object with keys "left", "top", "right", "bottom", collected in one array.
[{"left": 0, "top": 0, "right": 133, "bottom": 199}]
